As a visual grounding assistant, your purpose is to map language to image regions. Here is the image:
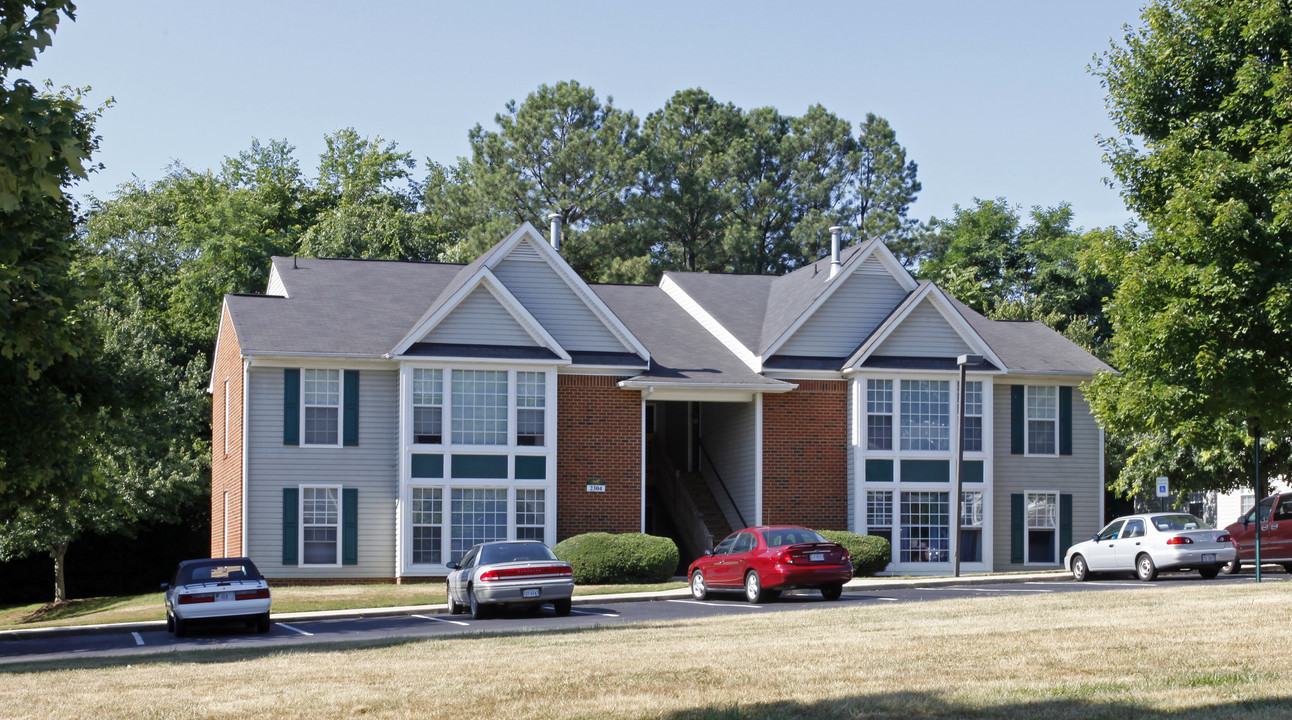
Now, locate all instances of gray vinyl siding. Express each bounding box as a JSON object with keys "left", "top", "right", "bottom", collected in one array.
[
  {"left": 423, "top": 286, "right": 537, "bottom": 347},
  {"left": 778, "top": 258, "right": 909, "bottom": 357},
  {"left": 493, "top": 255, "right": 628, "bottom": 353},
  {"left": 246, "top": 366, "right": 398, "bottom": 578},
  {"left": 700, "top": 401, "right": 757, "bottom": 528},
  {"left": 991, "top": 378, "right": 1102, "bottom": 570},
  {"left": 874, "top": 300, "right": 971, "bottom": 358}
]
